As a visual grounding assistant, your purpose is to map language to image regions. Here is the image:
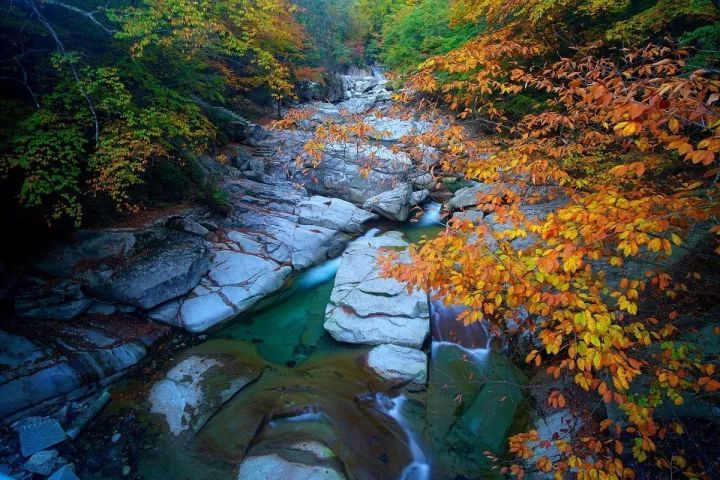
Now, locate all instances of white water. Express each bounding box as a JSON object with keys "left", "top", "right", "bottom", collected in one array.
[
  {"left": 295, "top": 257, "right": 342, "bottom": 290},
  {"left": 415, "top": 202, "right": 442, "bottom": 227},
  {"left": 431, "top": 340, "right": 491, "bottom": 365},
  {"left": 375, "top": 394, "right": 431, "bottom": 480},
  {"left": 294, "top": 227, "right": 380, "bottom": 290}
]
